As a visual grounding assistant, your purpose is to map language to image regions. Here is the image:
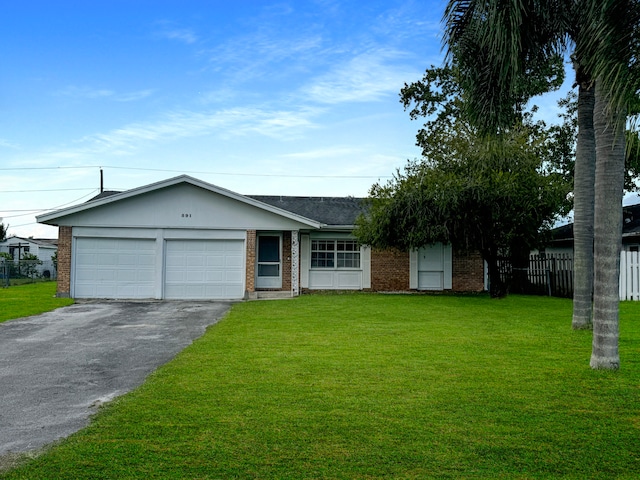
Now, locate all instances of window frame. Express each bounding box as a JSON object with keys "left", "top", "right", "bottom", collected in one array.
[{"left": 311, "top": 239, "right": 361, "bottom": 270}]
